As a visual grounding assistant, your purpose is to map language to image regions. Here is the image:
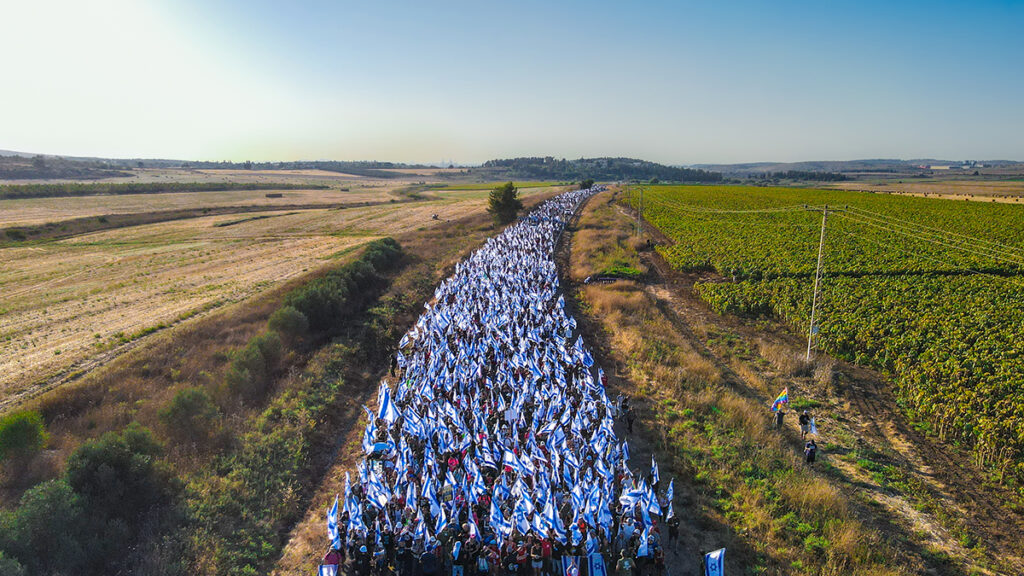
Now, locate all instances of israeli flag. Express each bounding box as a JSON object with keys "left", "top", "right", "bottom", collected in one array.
[
  {"left": 319, "top": 565, "right": 338, "bottom": 576},
  {"left": 379, "top": 385, "right": 402, "bottom": 424},
  {"left": 587, "top": 554, "right": 607, "bottom": 576},
  {"left": 327, "top": 494, "right": 339, "bottom": 544},
  {"left": 809, "top": 418, "right": 819, "bottom": 435},
  {"left": 704, "top": 548, "right": 725, "bottom": 576},
  {"left": 651, "top": 455, "right": 660, "bottom": 485},
  {"left": 562, "top": 556, "right": 580, "bottom": 576},
  {"left": 637, "top": 526, "right": 650, "bottom": 557}
]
